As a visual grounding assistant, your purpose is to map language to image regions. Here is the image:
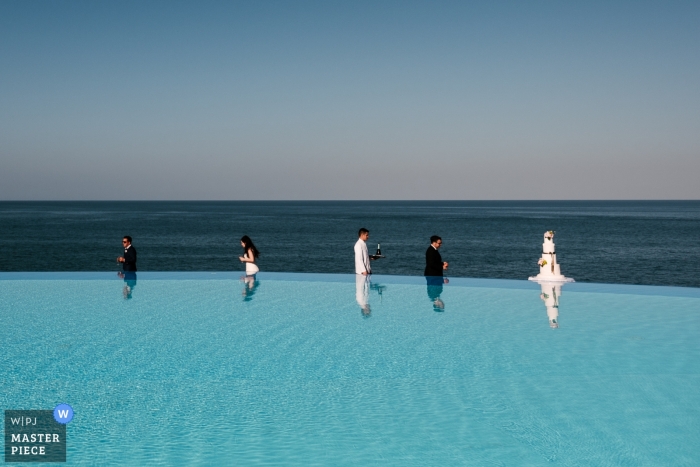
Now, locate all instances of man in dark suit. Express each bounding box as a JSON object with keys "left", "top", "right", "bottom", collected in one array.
[
  {"left": 424, "top": 235, "right": 448, "bottom": 277},
  {"left": 117, "top": 236, "right": 137, "bottom": 272}
]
